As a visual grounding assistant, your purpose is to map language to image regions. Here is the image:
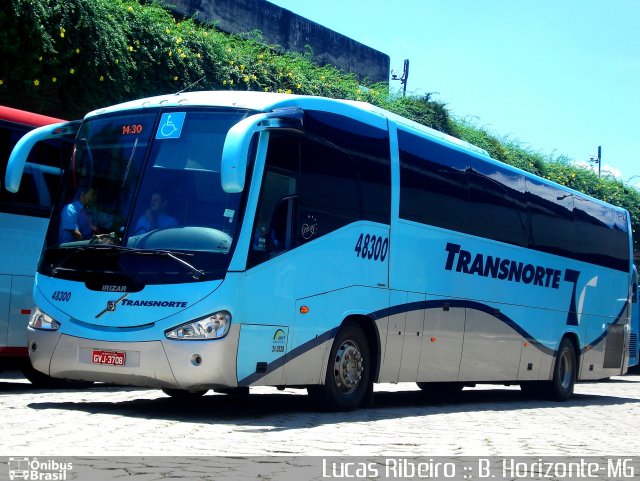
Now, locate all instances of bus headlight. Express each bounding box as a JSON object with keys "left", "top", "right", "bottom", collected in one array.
[
  {"left": 165, "top": 311, "right": 231, "bottom": 340},
  {"left": 29, "top": 308, "right": 61, "bottom": 331}
]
